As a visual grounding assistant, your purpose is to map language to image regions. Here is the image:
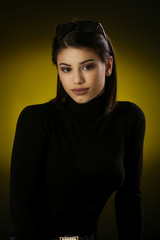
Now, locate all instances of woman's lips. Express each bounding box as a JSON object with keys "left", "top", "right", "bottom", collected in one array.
[{"left": 71, "top": 88, "right": 89, "bottom": 95}]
